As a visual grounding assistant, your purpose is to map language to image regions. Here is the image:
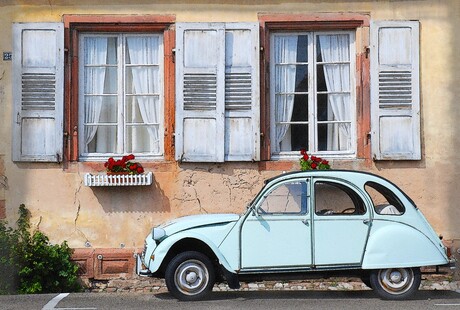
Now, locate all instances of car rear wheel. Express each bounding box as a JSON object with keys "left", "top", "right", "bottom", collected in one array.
[
  {"left": 370, "top": 267, "right": 421, "bottom": 300},
  {"left": 165, "top": 251, "right": 215, "bottom": 301}
]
